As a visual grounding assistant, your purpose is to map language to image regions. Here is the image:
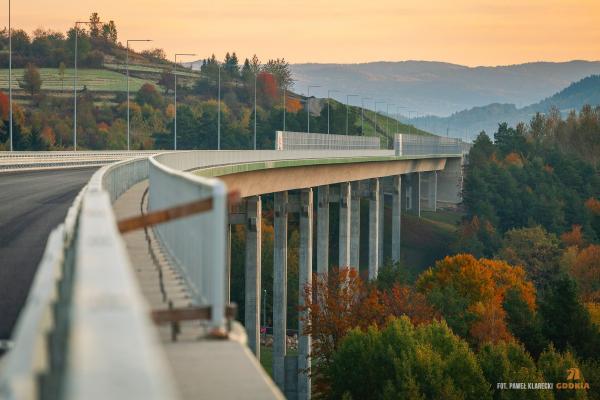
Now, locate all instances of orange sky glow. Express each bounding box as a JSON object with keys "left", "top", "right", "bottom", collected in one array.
[{"left": 7, "top": 0, "right": 600, "bottom": 66}]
